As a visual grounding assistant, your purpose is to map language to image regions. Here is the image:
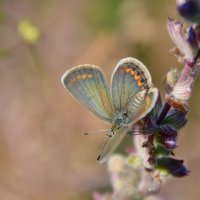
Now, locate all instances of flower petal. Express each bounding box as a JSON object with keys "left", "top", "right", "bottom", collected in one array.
[{"left": 167, "top": 18, "right": 196, "bottom": 62}]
